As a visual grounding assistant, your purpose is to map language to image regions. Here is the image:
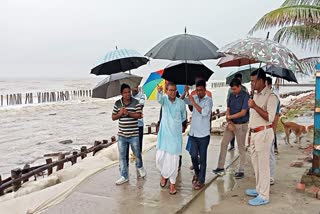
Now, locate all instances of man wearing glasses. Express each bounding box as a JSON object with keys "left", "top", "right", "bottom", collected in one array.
[{"left": 156, "top": 82, "right": 186, "bottom": 195}]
